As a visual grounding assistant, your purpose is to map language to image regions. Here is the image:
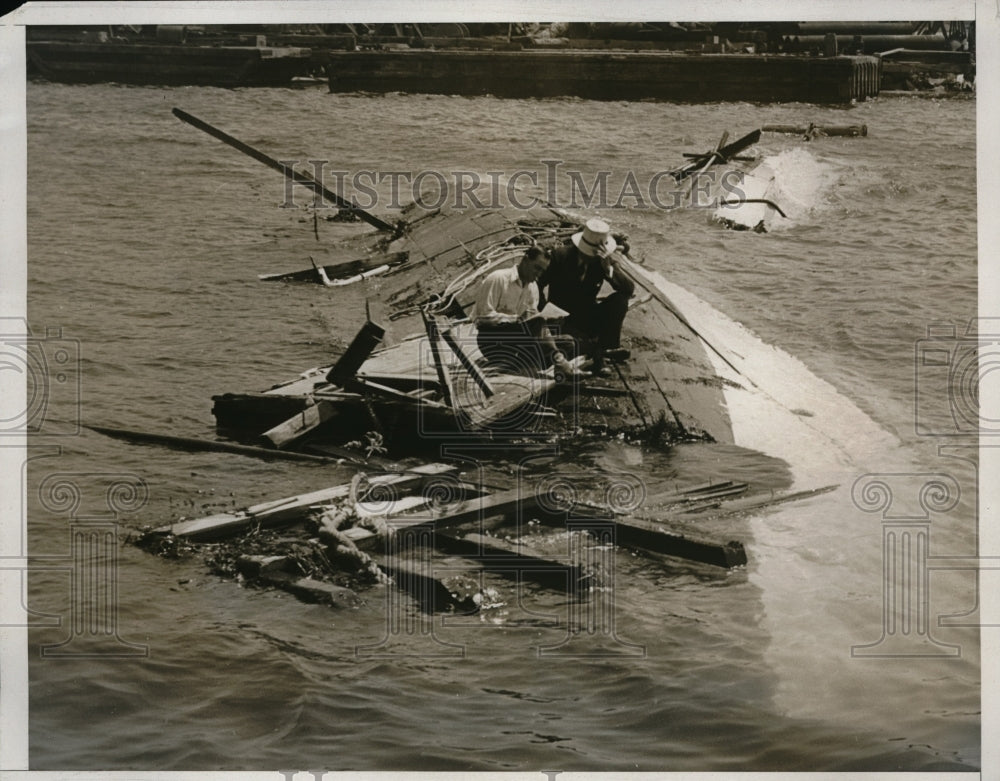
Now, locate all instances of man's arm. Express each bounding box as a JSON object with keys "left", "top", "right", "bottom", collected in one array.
[{"left": 602, "top": 252, "right": 635, "bottom": 297}]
